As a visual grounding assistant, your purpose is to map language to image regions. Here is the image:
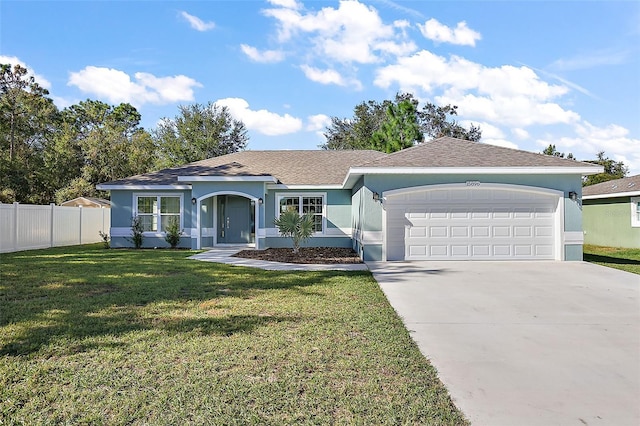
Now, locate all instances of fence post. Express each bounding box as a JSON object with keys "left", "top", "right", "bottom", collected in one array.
[
  {"left": 13, "top": 202, "right": 18, "bottom": 252},
  {"left": 78, "top": 205, "right": 83, "bottom": 245},
  {"left": 50, "top": 203, "right": 55, "bottom": 248}
]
